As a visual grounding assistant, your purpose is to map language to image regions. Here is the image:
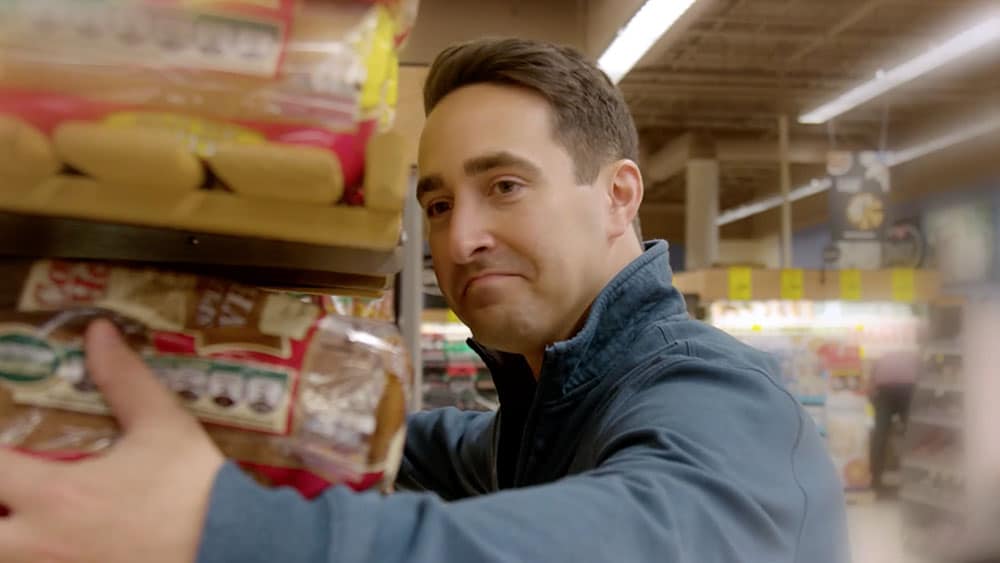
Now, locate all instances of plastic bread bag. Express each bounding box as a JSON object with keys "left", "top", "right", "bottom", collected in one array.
[
  {"left": 0, "top": 259, "right": 409, "bottom": 497},
  {"left": 0, "top": 0, "right": 416, "bottom": 205},
  {"left": 0, "top": 0, "right": 416, "bottom": 127}
]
